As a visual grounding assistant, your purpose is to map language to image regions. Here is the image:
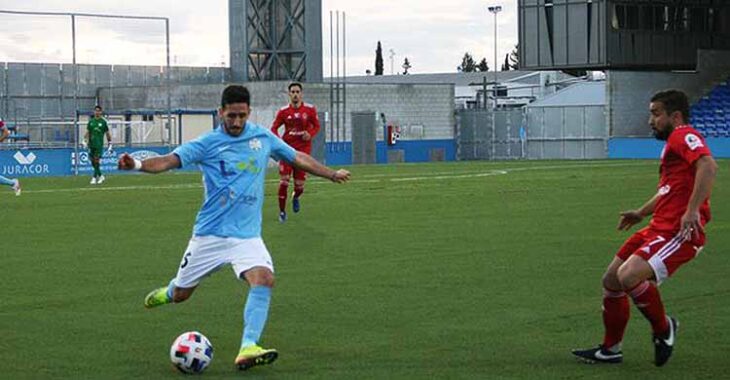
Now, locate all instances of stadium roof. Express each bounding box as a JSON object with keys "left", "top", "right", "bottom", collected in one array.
[{"left": 525, "top": 81, "right": 606, "bottom": 107}]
